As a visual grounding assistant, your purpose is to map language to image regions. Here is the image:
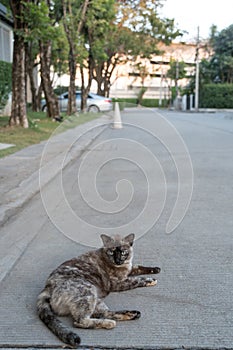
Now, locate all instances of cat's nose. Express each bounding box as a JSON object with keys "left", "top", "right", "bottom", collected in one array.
[{"left": 115, "top": 259, "right": 123, "bottom": 265}]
